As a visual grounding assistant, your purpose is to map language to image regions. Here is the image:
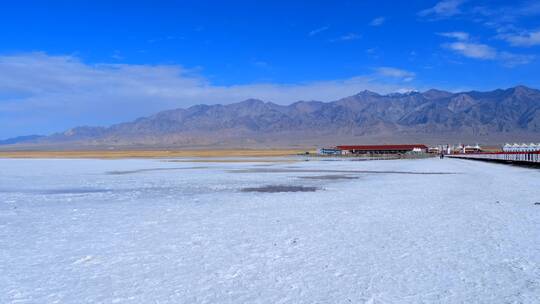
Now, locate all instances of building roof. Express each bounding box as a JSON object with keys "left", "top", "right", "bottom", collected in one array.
[{"left": 336, "top": 144, "right": 428, "bottom": 151}]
